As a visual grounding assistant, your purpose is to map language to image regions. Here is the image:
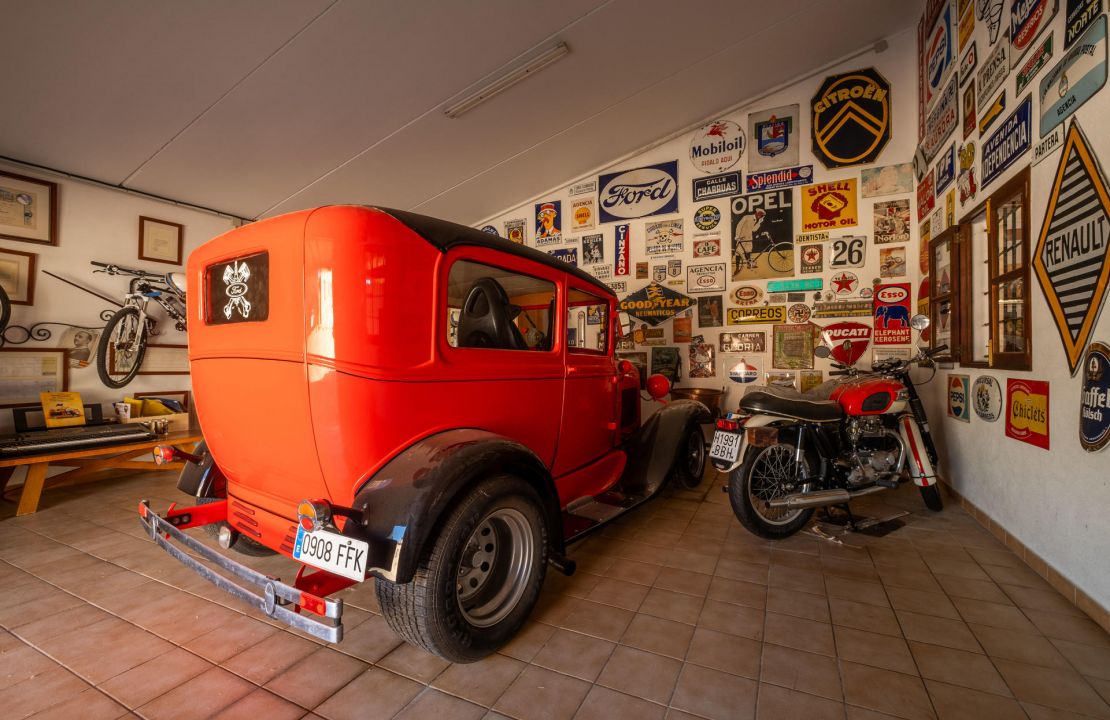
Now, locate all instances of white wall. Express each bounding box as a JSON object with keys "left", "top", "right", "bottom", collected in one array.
[
  {"left": 913, "top": 7, "right": 1110, "bottom": 610},
  {"left": 0, "top": 162, "right": 236, "bottom": 433}
]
